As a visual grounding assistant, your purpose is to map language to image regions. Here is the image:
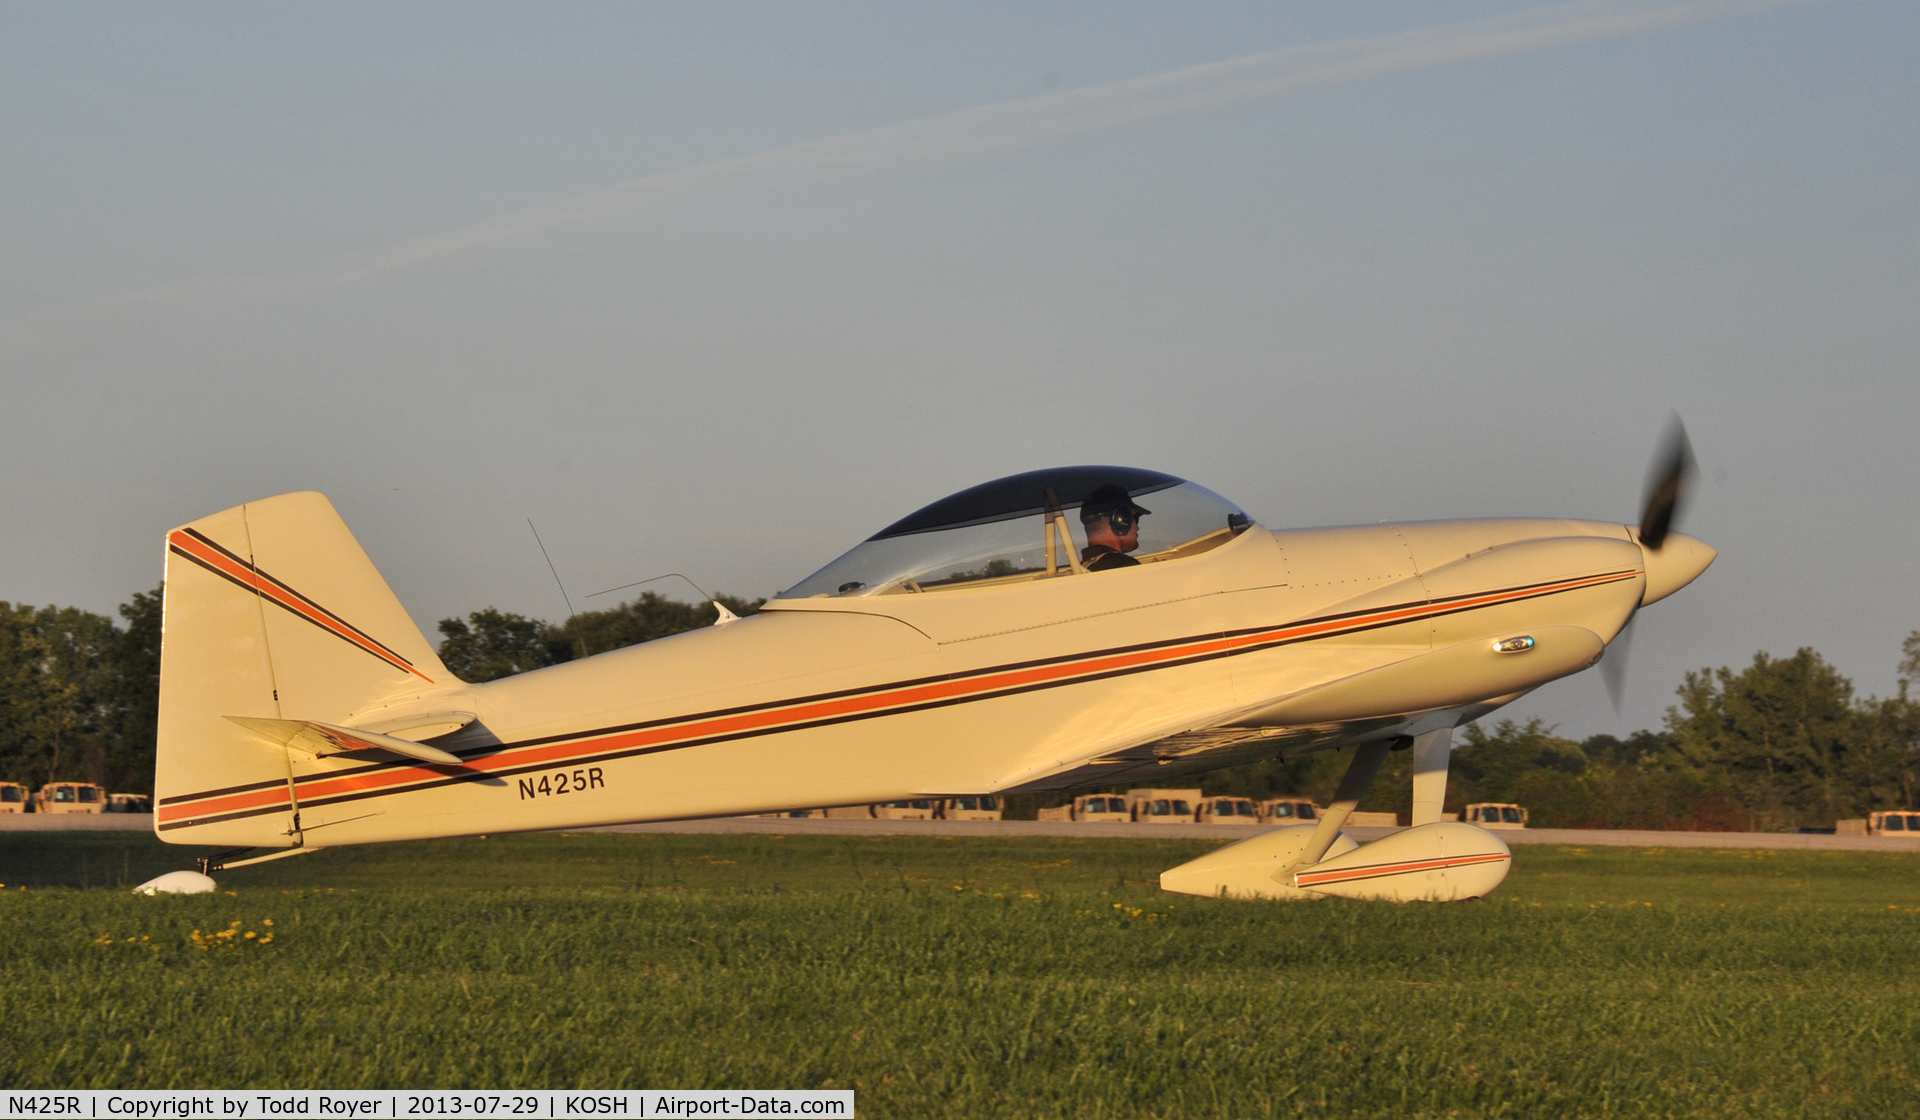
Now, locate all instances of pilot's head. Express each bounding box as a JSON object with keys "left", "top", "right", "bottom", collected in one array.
[{"left": 1080, "top": 484, "right": 1151, "bottom": 551}]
